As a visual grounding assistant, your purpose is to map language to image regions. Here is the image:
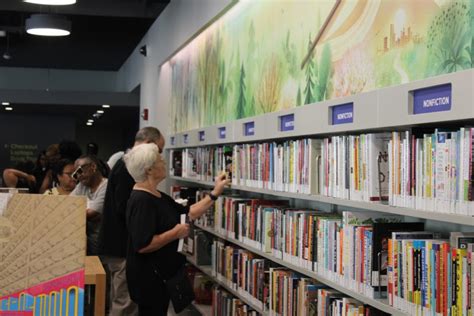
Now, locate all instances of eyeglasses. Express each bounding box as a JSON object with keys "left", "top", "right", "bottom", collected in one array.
[{"left": 71, "top": 163, "right": 90, "bottom": 181}]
